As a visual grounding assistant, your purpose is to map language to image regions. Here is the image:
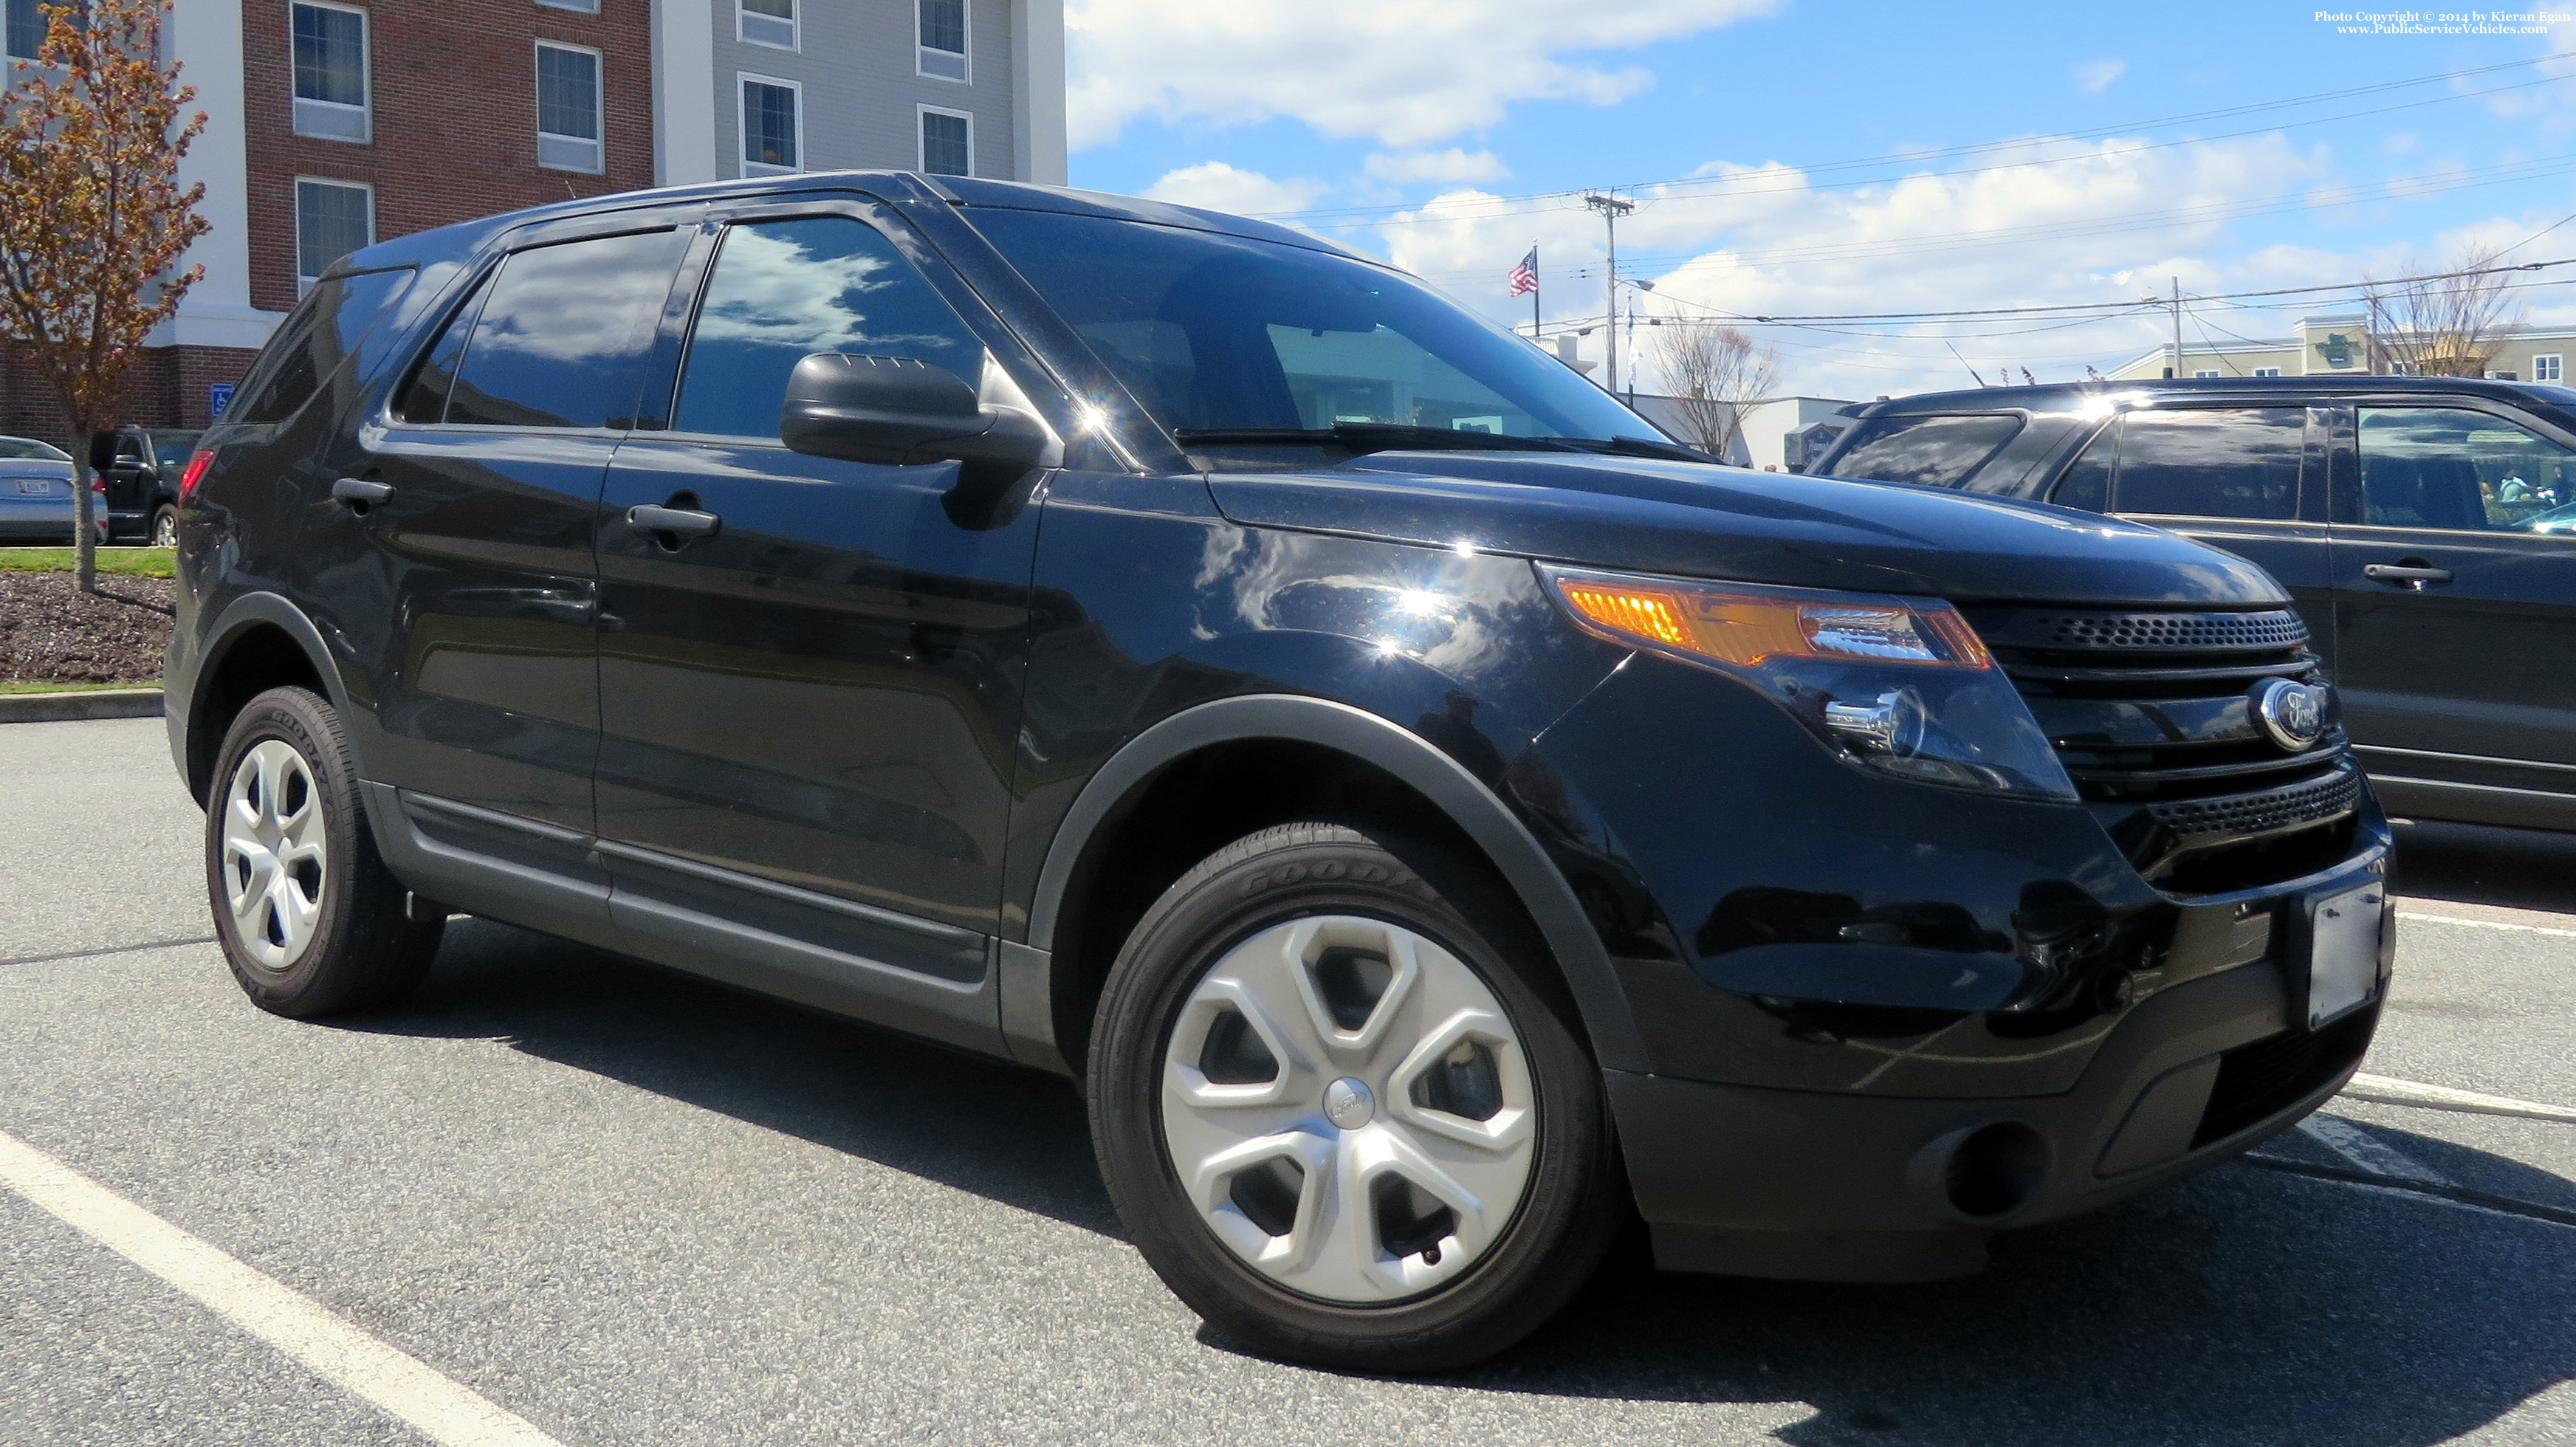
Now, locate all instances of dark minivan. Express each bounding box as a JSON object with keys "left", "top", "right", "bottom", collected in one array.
[
  {"left": 1816, "top": 377, "right": 2576, "bottom": 834},
  {"left": 167, "top": 174, "right": 2393, "bottom": 1371}
]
